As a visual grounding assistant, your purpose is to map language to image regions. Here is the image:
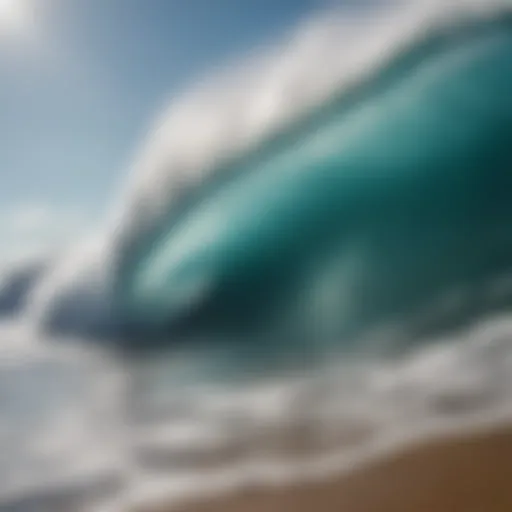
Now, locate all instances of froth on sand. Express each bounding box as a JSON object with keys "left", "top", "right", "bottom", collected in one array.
[{"left": 137, "top": 422, "right": 512, "bottom": 512}]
